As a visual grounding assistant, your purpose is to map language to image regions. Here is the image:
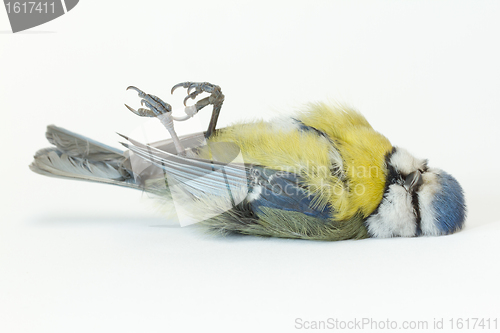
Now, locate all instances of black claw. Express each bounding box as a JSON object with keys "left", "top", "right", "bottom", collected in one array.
[
  {"left": 171, "top": 82, "right": 187, "bottom": 95},
  {"left": 182, "top": 91, "right": 197, "bottom": 105},
  {"left": 187, "top": 83, "right": 197, "bottom": 95},
  {"left": 127, "top": 86, "right": 146, "bottom": 97},
  {"left": 124, "top": 104, "right": 138, "bottom": 115}
]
